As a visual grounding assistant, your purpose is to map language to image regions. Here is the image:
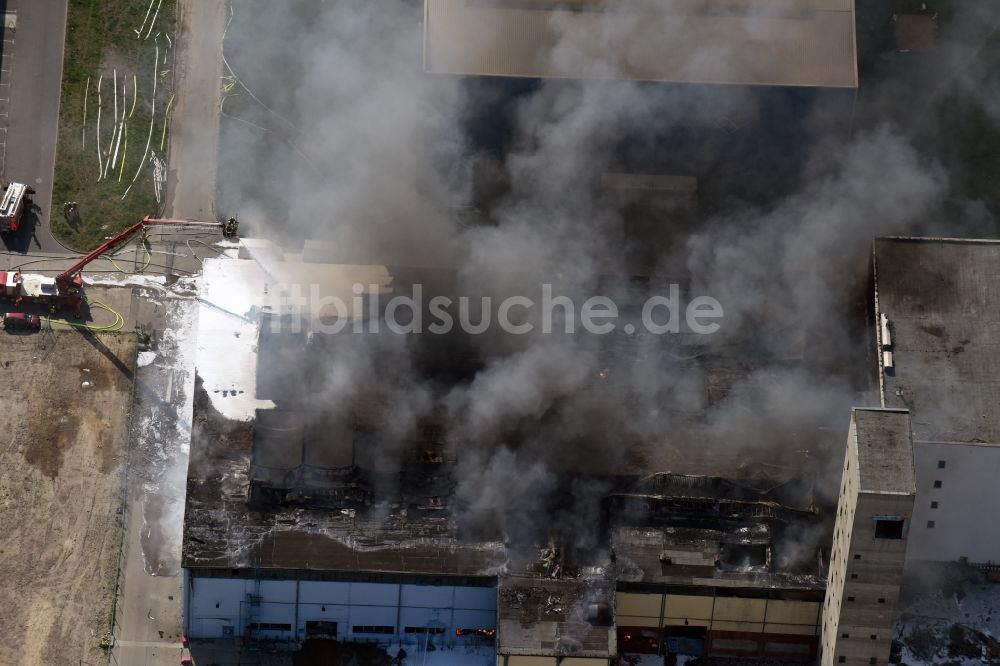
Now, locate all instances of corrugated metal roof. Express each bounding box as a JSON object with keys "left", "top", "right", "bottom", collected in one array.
[{"left": 424, "top": 0, "right": 857, "bottom": 88}]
